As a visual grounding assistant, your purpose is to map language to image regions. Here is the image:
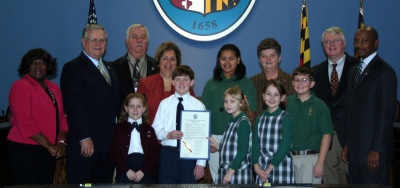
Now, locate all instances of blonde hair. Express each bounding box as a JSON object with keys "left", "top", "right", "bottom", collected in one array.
[
  {"left": 224, "top": 86, "right": 253, "bottom": 124},
  {"left": 118, "top": 93, "right": 149, "bottom": 124}
]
